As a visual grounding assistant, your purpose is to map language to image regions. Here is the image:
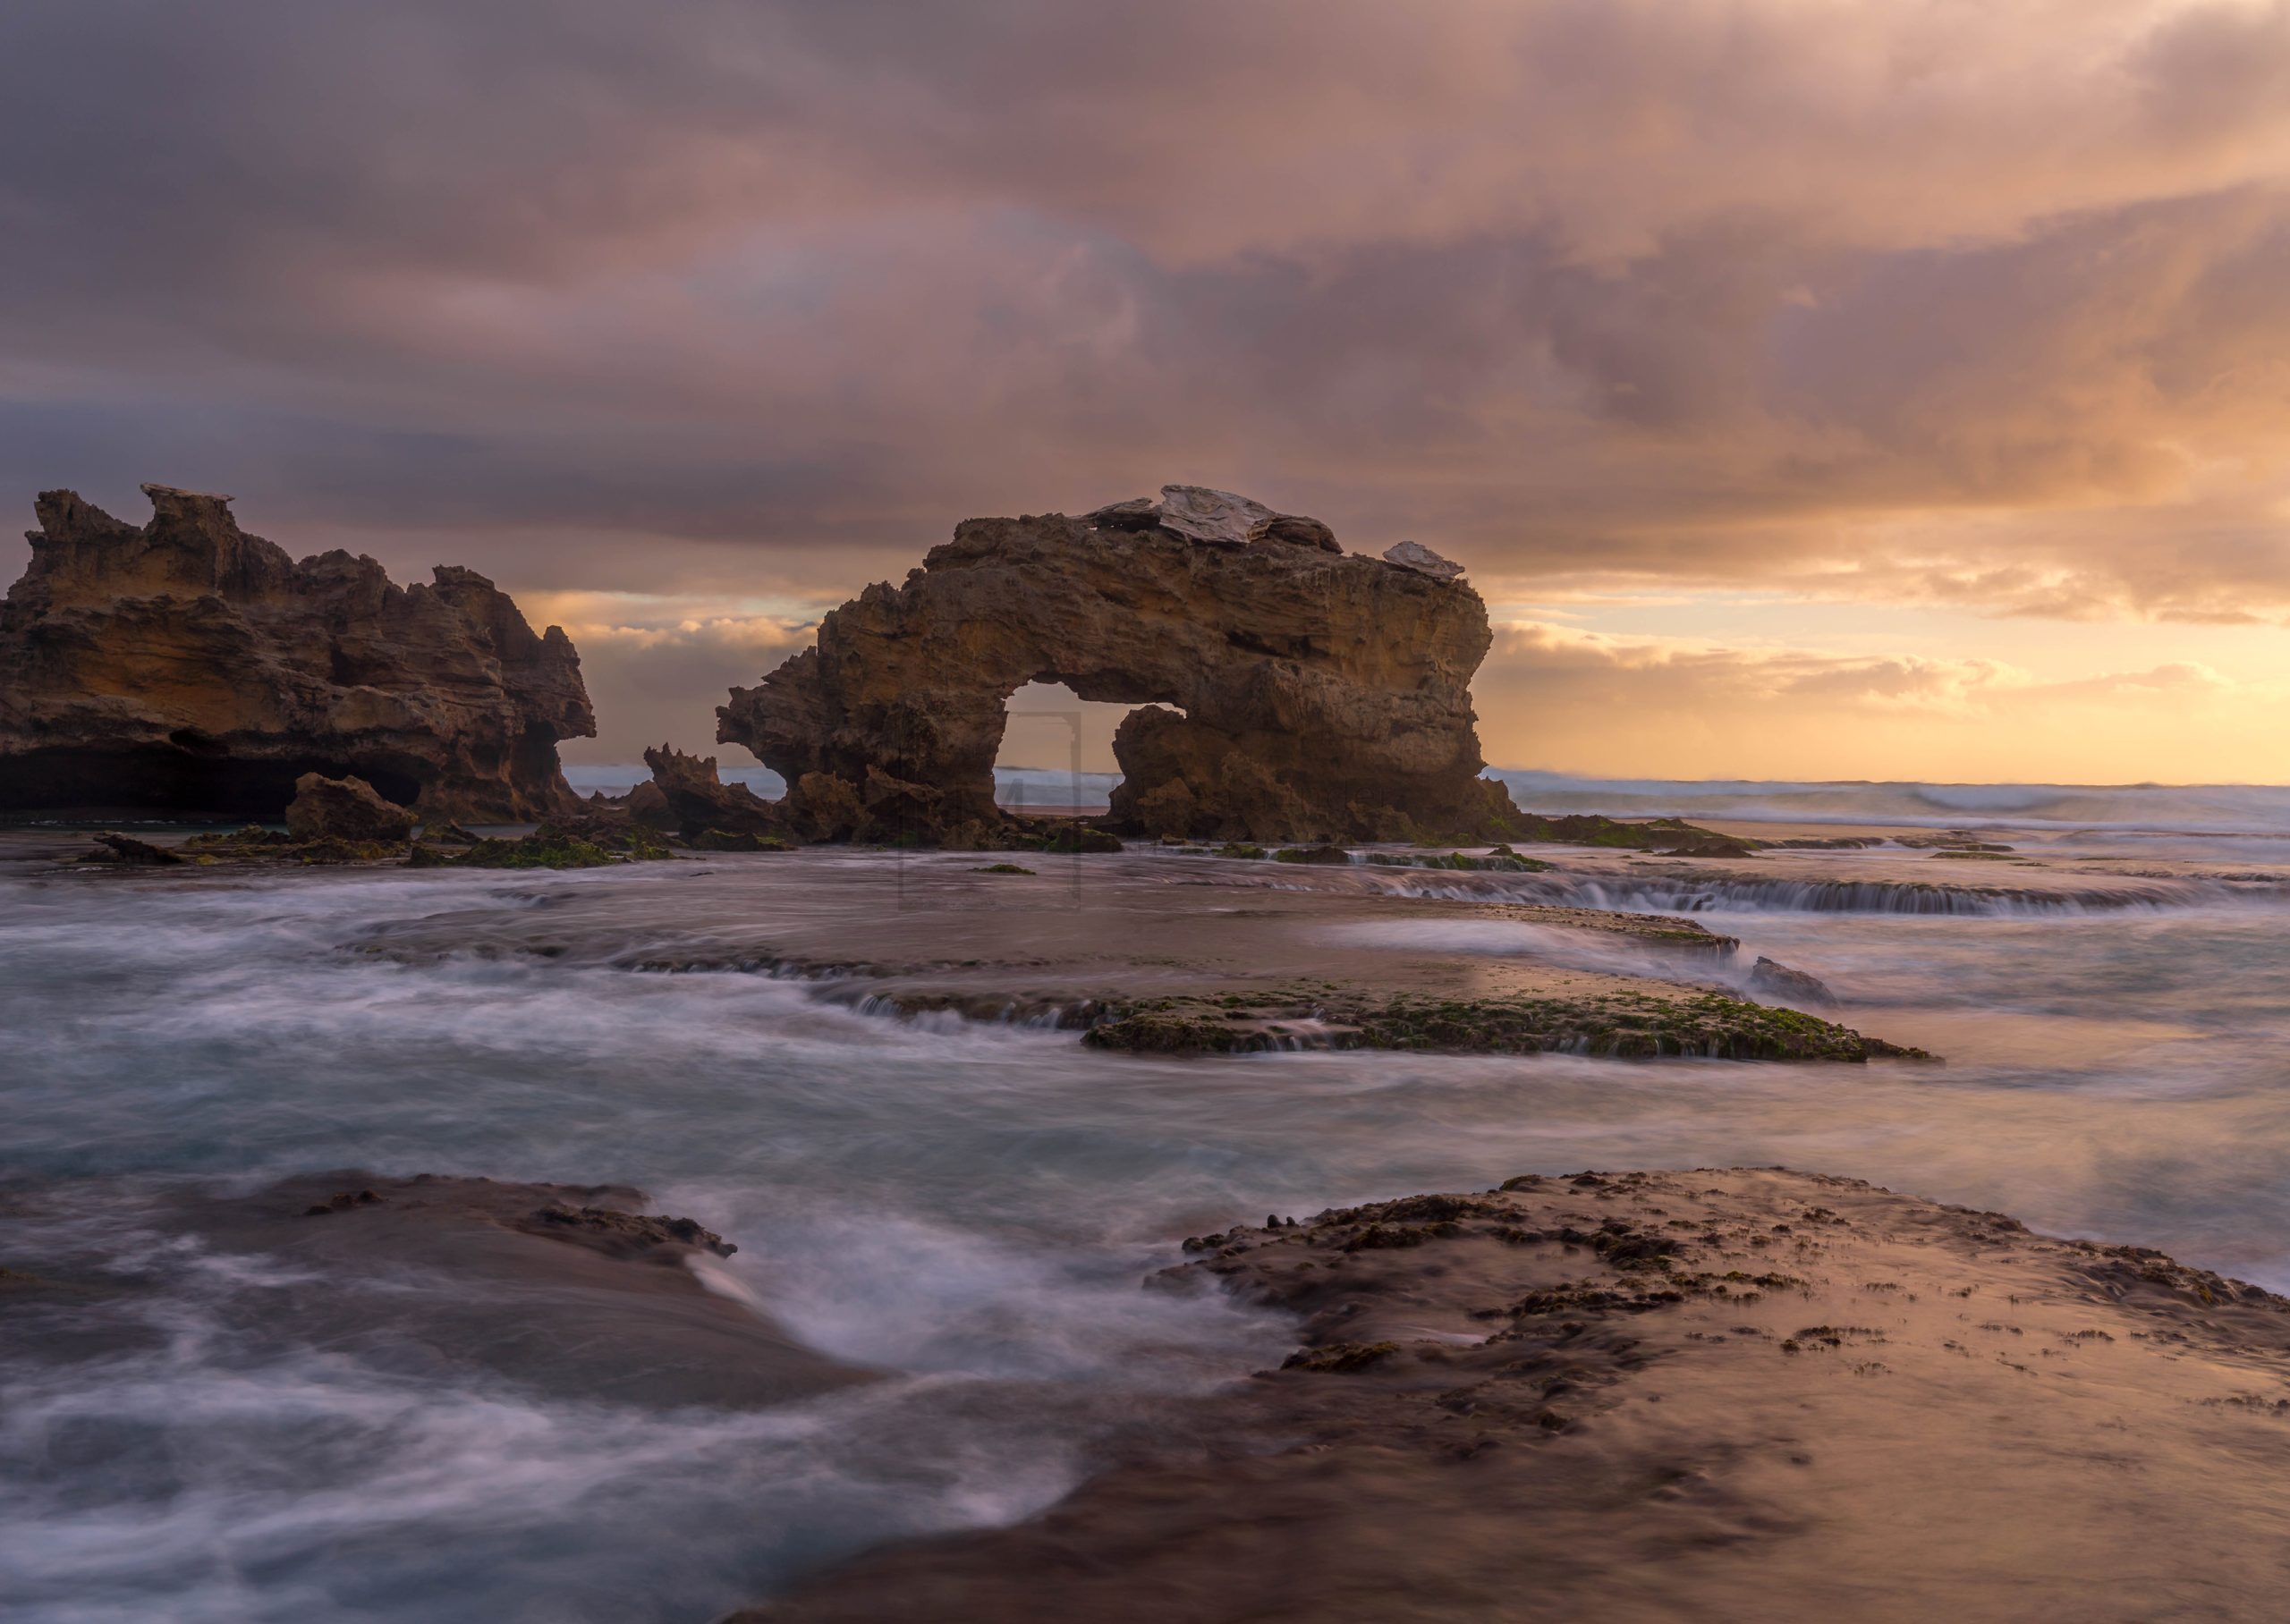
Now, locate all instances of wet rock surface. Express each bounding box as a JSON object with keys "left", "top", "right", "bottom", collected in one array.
[
  {"left": 0, "top": 485, "right": 594, "bottom": 822},
  {"left": 713, "top": 486, "right": 1523, "bottom": 846},
  {"left": 737, "top": 1168, "right": 2290, "bottom": 1623},
  {"left": 81, "top": 832, "right": 183, "bottom": 866},
  {"left": 0, "top": 1171, "right": 874, "bottom": 1411},
  {"left": 349, "top": 853, "right": 1933, "bottom": 1064}
]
